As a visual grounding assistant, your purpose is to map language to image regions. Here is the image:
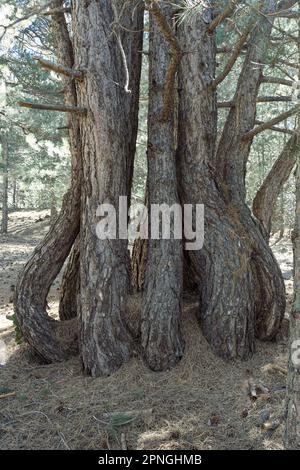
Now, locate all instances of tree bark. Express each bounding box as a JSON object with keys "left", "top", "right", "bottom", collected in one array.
[
  {"left": 59, "top": 236, "right": 80, "bottom": 321},
  {"left": 284, "top": 4, "right": 300, "bottom": 448},
  {"left": 72, "top": 0, "right": 143, "bottom": 376},
  {"left": 285, "top": 135, "right": 300, "bottom": 449},
  {"left": 253, "top": 135, "right": 297, "bottom": 238},
  {"left": 1, "top": 137, "right": 8, "bottom": 234},
  {"left": 52, "top": 0, "right": 83, "bottom": 323},
  {"left": 177, "top": 1, "right": 285, "bottom": 360},
  {"left": 141, "top": 3, "right": 184, "bottom": 371}
]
